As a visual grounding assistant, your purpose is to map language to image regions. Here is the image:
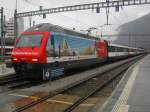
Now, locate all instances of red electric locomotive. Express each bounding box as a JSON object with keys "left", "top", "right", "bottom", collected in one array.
[{"left": 11, "top": 23, "right": 108, "bottom": 80}]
